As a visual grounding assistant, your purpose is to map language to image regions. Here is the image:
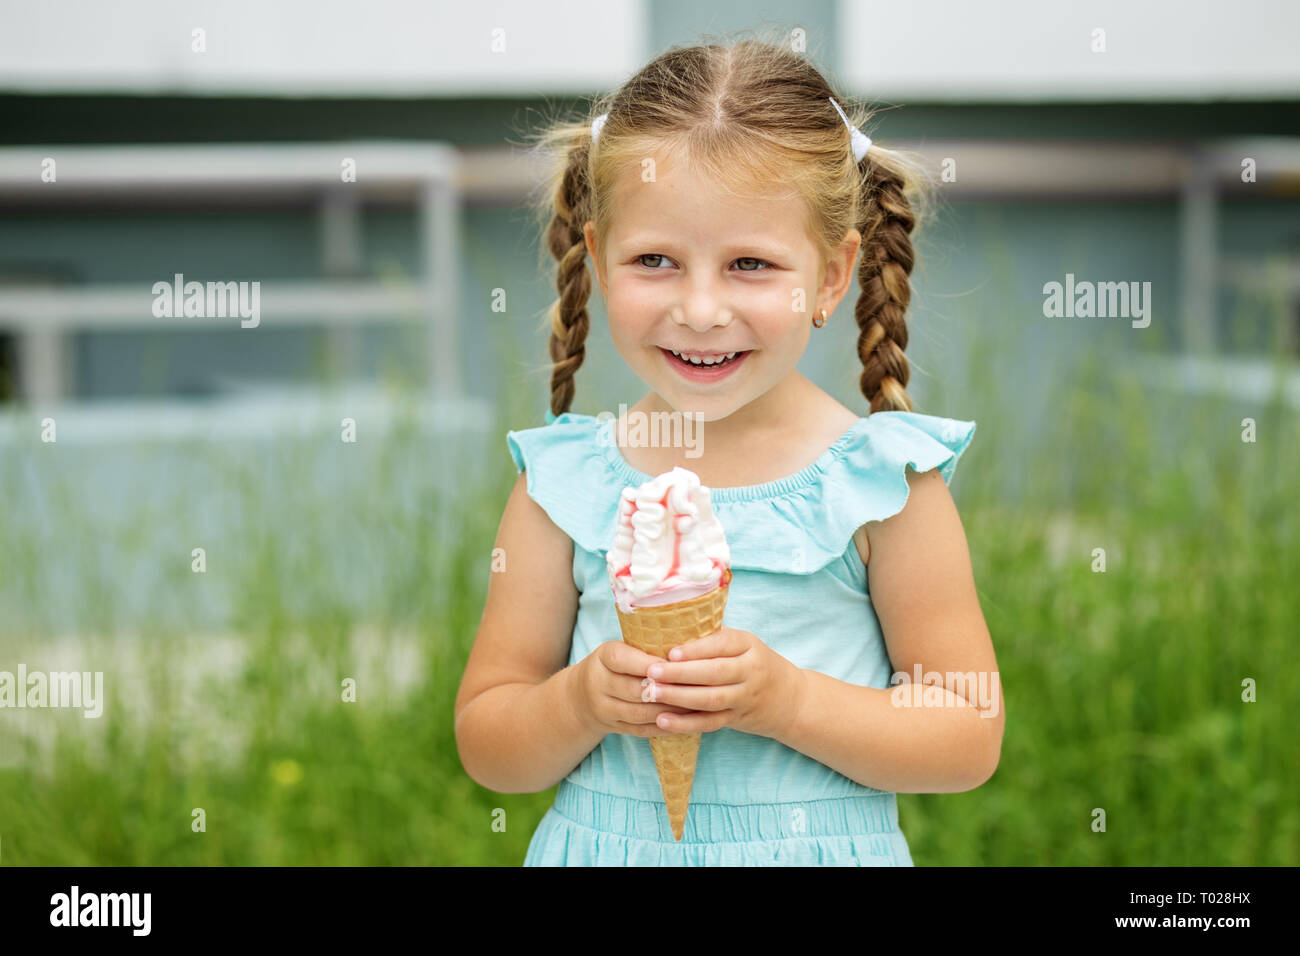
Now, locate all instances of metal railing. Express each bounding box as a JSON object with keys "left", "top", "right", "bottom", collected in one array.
[{"left": 0, "top": 141, "right": 463, "bottom": 403}]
